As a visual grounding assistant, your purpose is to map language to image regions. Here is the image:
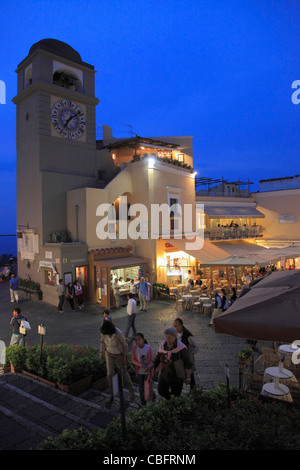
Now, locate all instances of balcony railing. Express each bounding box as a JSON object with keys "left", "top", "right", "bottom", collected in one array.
[{"left": 204, "top": 225, "right": 263, "bottom": 240}]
